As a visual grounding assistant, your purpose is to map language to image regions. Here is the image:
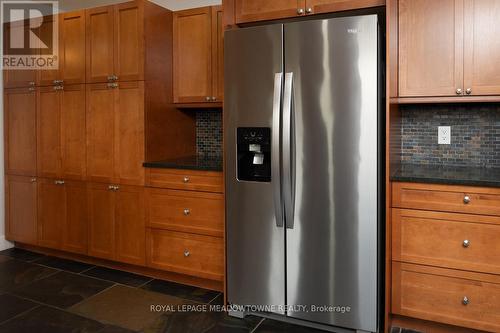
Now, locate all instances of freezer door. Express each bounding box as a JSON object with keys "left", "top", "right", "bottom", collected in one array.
[
  {"left": 225, "top": 24, "right": 286, "bottom": 312},
  {"left": 284, "top": 16, "right": 379, "bottom": 331}
]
